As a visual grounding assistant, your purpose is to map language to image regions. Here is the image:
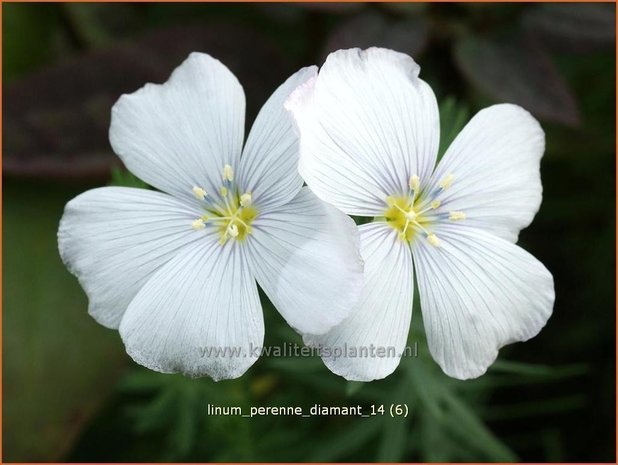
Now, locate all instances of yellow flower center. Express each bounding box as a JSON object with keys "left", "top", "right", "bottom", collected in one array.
[
  {"left": 382, "top": 173, "right": 466, "bottom": 247},
  {"left": 190, "top": 164, "right": 258, "bottom": 245},
  {"left": 384, "top": 196, "right": 420, "bottom": 242},
  {"left": 216, "top": 197, "right": 257, "bottom": 243}
]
